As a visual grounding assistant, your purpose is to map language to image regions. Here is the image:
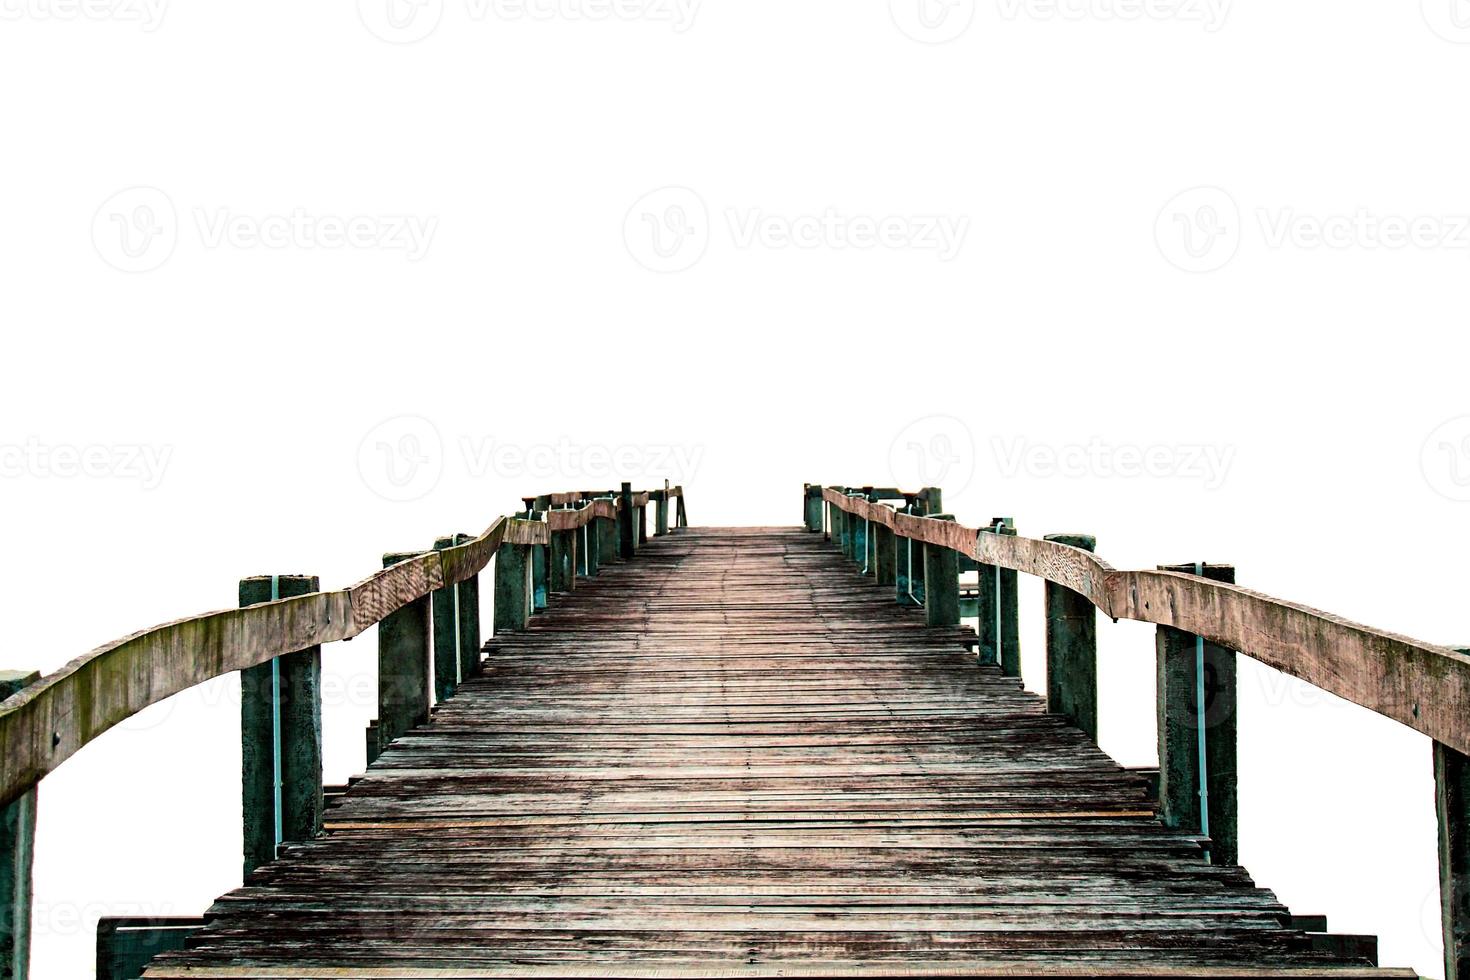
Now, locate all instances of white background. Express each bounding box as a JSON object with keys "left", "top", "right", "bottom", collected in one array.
[{"left": 3, "top": 0, "right": 1469, "bottom": 975}]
